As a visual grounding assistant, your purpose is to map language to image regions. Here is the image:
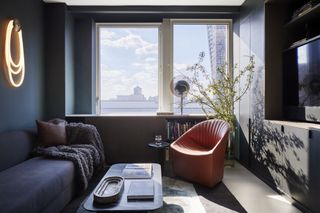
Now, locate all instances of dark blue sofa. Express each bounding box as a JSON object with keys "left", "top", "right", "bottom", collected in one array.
[{"left": 0, "top": 131, "right": 75, "bottom": 213}]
